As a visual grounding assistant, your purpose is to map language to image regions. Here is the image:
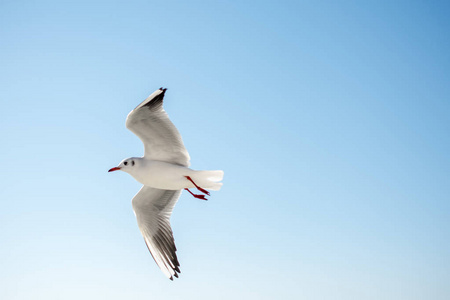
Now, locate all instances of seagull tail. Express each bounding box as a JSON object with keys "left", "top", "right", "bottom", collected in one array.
[
  {"left": 205, "top": 182, "right": 223, "bottom": 191},
  {"left": 193, "top": 170, "right": 224, "bottom": 191}
]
